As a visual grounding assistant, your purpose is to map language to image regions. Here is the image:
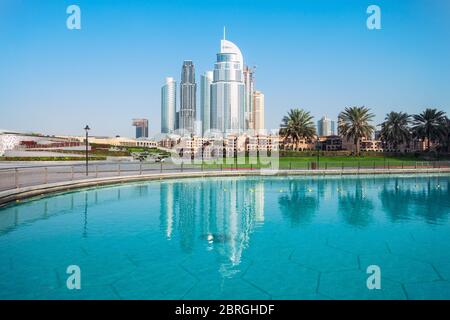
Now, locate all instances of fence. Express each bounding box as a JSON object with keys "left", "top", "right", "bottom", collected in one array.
[{"left": 0, "top": 160, "right": 449, "bottom": 192}]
